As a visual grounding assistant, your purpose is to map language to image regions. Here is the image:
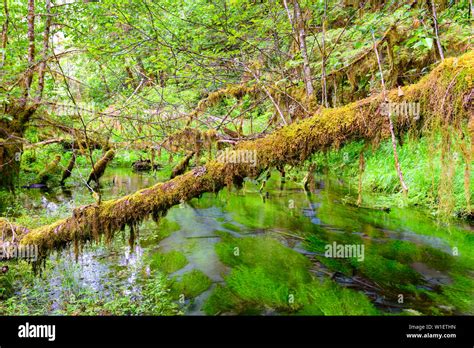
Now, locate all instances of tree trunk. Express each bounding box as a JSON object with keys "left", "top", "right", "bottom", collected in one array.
[
  {"left": 2, "top": 51, "right": 472, "bottom": 258},
  {"left": 0, "top": 126, "right": 22, "bottom": 191},
  {"left": 293, "top": 0, "right": 314, "bottom": 97},
  {"left": 0, "top": 105, "right": 37, "bottom": 190},
  {"left": 429, "top": 0, "right": 445, "bottom": 61}
]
